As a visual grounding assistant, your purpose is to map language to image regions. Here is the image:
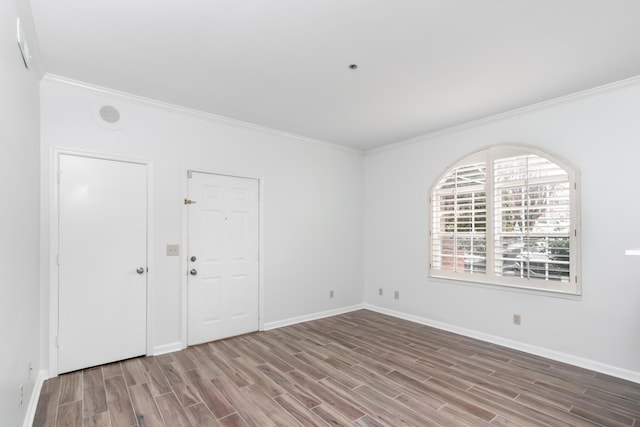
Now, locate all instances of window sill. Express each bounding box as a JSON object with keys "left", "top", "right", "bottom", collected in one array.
[{"left": 428, "top": 274, "right": 583, "bottom": 300}]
